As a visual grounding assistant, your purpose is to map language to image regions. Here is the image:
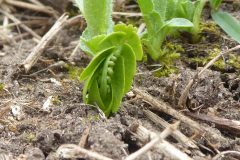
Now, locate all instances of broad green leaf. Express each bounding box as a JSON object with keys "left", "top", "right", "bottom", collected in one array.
[
  {"left": 99, "top": 47, "right": 122, "bottom": 99},
  {"left": 79, "top": 47, "right": 114, "bottom": 81},
  {"left": 152, "top": 0, "right": 167, "bottom": 20},
  {"left": 212, "top": 10, "right": 240, "bottom": 43},
  {"left": 114, "top": 24, "right": 143, "bottom": 60},
  {"left": 80, "top": 35, "right": 106, "bottom": 56},
  {"left": 120, "top": 44, "right": 136, "bottom": 93},
  {"left": 86, "top": 68, "right": 109, "bottom": 112},
  {"left": 165, "top": 0, "right": 180, "bottom": 20},
  {"left": 164, "top": 18, "right": 194, "bottom": 28},
  {"left": 109, "top": 56, "right": 125, "bottom": 114},
  {"left": 137, "top": 0, "right": 153, "bottom": 15},
  {"left": 76, "top": 0, "right": 114, "bottom": 40},
  {"left": 98, "top": 32, "right": 126, "bottom": 50}
]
